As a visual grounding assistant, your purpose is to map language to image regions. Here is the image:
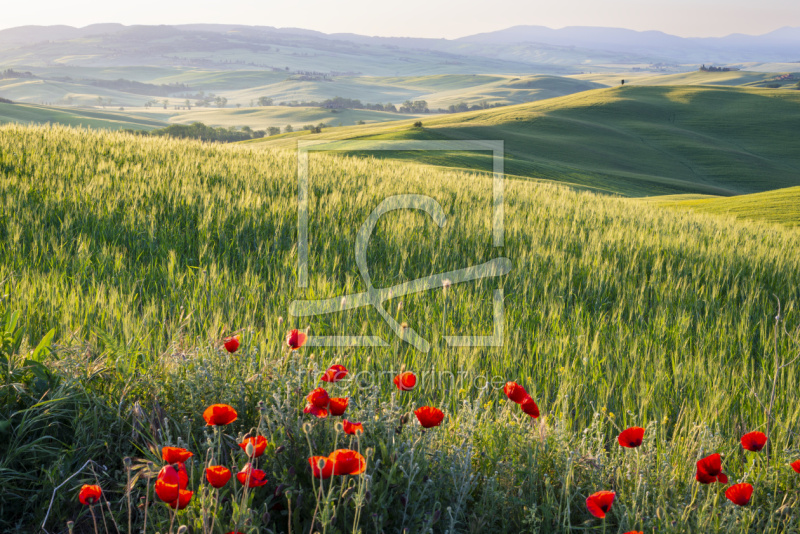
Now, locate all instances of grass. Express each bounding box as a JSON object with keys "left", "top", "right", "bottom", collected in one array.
[
  {"left": 253, "top": 85, "right": 800, "bottom": 197},
  {"left": 2, "top": 124, "right": 800, "bottom": 532},
  {"left": 655, "top": 186, "right": 800, "bottom": 227},
  {"left": 0, "top": 102, "right": 167, "bottom": 130}
]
